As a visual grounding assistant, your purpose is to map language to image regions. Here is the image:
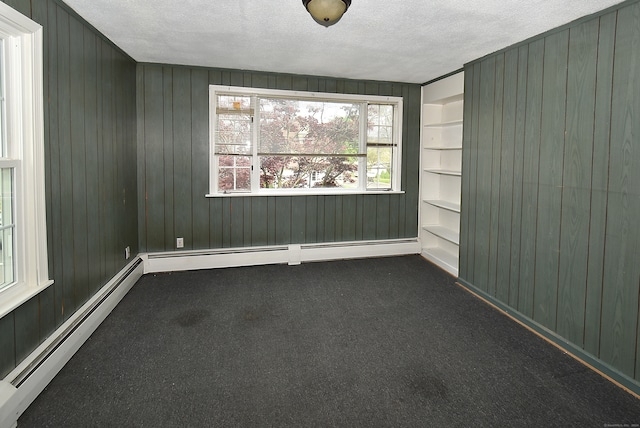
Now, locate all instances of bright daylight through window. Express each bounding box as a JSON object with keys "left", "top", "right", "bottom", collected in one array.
[
  {"left": 209, "top": 86, "right": 403, "bottom": 195},
  {"left": 0, "top": 2, "right": 50, "bottom": 317},
  {"left": 0, "top": 40, "right": 14, "bottom": 290}
]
